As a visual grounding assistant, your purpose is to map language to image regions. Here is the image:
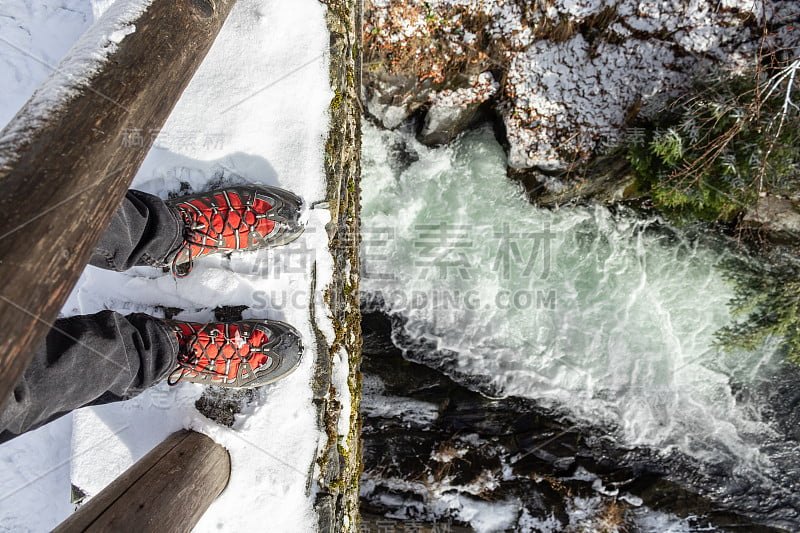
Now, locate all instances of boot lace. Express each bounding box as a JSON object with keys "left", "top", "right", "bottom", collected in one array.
[
  {"left": 169, "top": 193, "right": 269, "bottom": 277},
  {"left": 167, "top": 324, "right": 267, "bottom": 386}
]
